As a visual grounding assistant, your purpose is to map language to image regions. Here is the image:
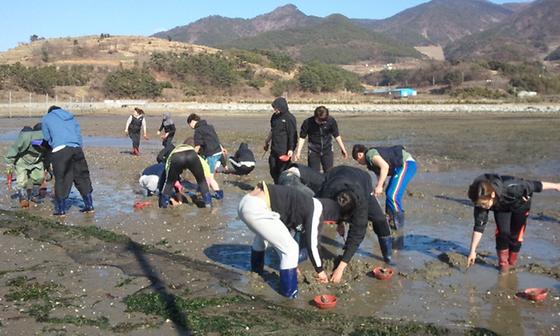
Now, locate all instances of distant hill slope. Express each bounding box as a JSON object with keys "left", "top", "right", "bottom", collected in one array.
[
  {"left": 354, "top": 0, "right": 514, "bottom": 47},
  {"left": 0, "top": 35, "right": 217, "bottom": 67},
  {"left": 501, "top": 1, "right": 532, "bottom": 12},
  {"left": 152, "top": 4, "right": 320, "bottom": 46},
  {"left": 444, "top": 0, "right": 560, "bottom": 61},
  {"left": 217, "top": 14, "right": 422, "bottom": 64}
]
